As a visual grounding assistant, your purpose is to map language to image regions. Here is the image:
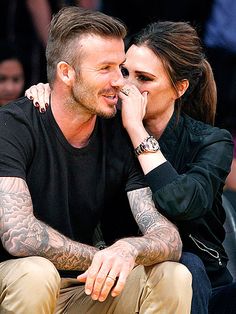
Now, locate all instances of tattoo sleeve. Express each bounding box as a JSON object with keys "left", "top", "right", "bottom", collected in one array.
[
  {"left": 123, "top": 187, "right": 182, "bottom": 265},
  {"left": 0, "top": 177, "right": 97, "bottom": 270}
]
